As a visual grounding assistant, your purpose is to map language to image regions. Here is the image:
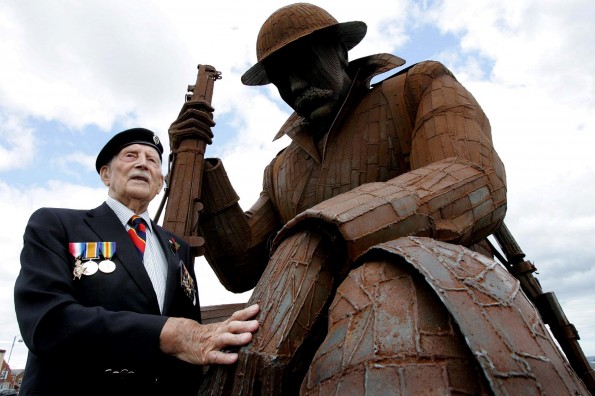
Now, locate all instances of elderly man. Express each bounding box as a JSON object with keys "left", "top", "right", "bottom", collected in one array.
[
  {"left": 170, "top": 3, "right": 589, "bottom": 395},
  {"left": 14, "top": 128, "right": 259, "bottom": 396}
]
